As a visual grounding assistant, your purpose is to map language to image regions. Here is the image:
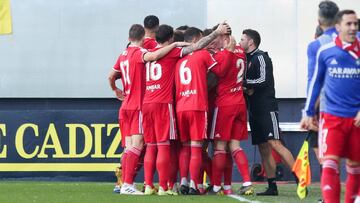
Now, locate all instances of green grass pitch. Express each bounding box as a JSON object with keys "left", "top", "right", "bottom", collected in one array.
[{"left": 0, "top": 181, "right": 344, "bottom": 203}]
